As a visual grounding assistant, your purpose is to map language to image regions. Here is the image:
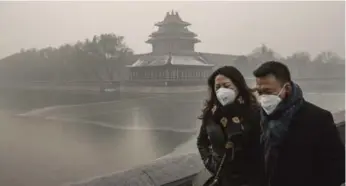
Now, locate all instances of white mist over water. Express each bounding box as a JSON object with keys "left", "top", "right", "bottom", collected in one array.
[{"left": 131, "top": 107, "right": 141, "bottom": 128}]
